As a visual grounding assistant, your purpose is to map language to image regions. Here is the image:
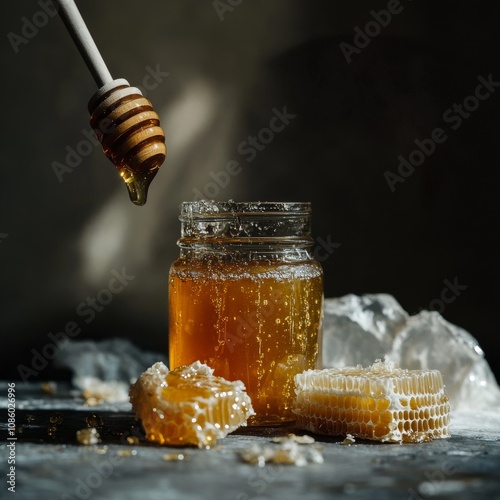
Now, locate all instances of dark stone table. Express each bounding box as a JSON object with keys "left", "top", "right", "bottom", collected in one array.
[{"left": 1, "top": 382, "right": 499, "bottom": 500}]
